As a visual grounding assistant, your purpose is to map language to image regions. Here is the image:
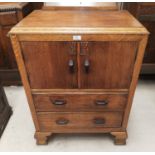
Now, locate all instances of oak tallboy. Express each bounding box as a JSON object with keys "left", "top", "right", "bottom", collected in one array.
[{"left": 9, "top": 10, "right": 148, "bottom": 145}]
